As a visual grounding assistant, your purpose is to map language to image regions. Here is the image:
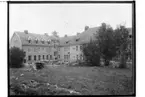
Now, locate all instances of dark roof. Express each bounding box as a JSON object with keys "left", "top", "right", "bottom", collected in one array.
[
  {"left": 13, "top": 27, "right": 132, "bottom": 47},
  {"left": 15, "top": 31, "right": 58, "bottom": 46},
  {"left": 59, "top": 27, "right": 99, "bottom": 46}
]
